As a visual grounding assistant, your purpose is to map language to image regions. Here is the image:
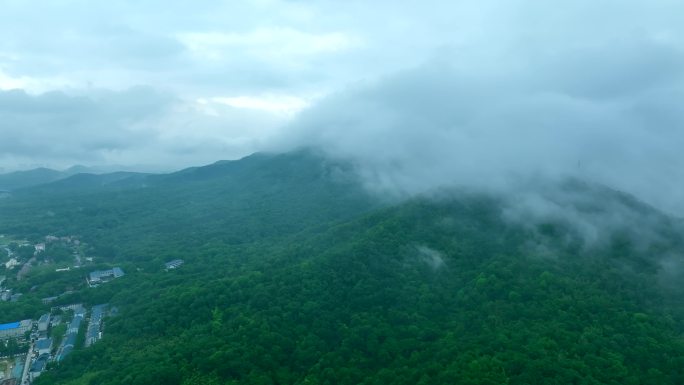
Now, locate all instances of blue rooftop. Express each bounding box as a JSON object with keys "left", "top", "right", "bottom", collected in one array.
[
  {"left": 59, "top": 345, "right": 74, "bottom": 361},
  {"left": 0, "top": 321, "right": 20, "bottom": 331},
  {"left": 64, "top": 333, "right": 77, "bottom": 347},
  {"left": 11, "top": 360, "right": 24, "bottom": 379},
  {"left": 36, "top": 338, "right": 52, "bottom": 349},
  {"left": 69, "top": 315, "right": 83, "bottom": 329}
]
